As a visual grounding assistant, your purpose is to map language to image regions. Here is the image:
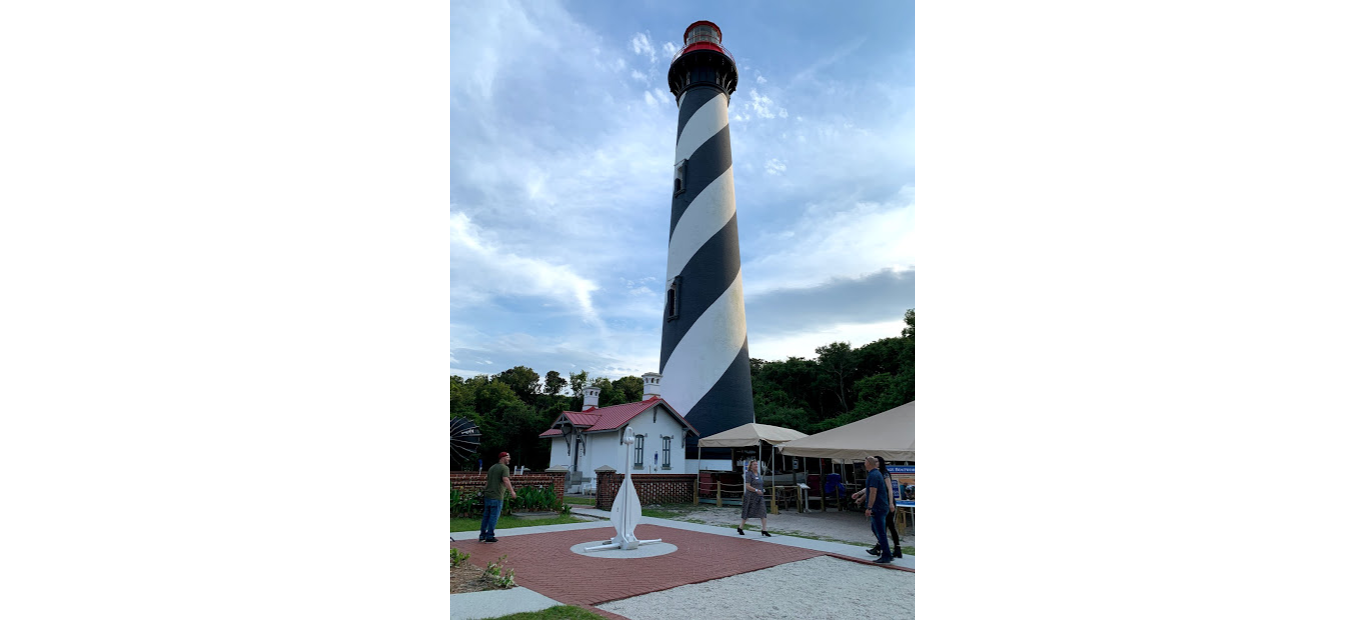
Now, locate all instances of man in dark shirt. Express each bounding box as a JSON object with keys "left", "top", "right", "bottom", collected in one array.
[
  {"left": 479, "top": 451, "right": 517, "bottom": 543},
  {"left": 863, "top": 455, "right": 893, "bottom": 563}
]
